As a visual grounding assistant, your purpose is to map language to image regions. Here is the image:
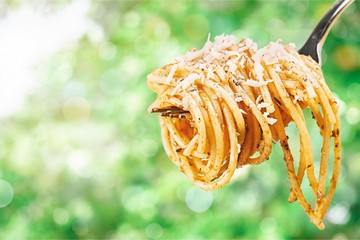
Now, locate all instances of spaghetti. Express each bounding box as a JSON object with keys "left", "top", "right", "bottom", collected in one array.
[{"left": 148, "top": 35, "right": 341, "bottom": 229}]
